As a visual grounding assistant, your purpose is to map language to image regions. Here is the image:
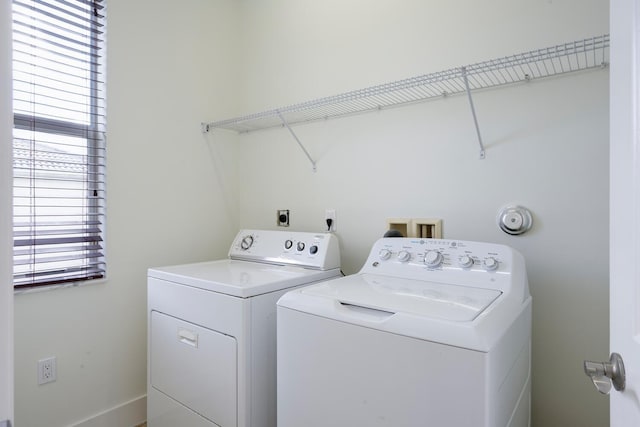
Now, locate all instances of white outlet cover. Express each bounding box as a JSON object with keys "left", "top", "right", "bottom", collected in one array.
[
  {"left": 38, "top": 357, "right": 57, "bottom": 385},
  {"left": 325, "top": 209, "right": 336, "bottom": 232}
]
